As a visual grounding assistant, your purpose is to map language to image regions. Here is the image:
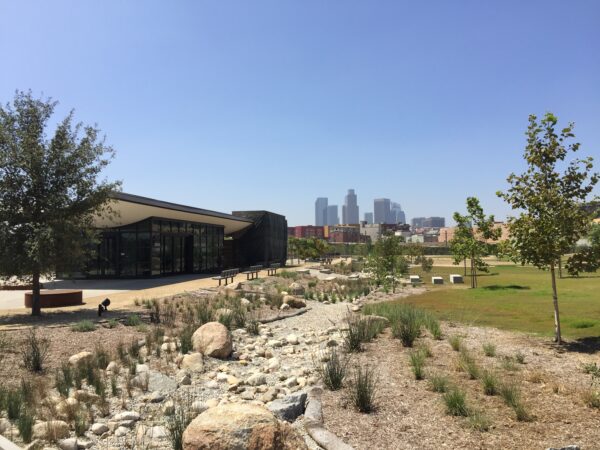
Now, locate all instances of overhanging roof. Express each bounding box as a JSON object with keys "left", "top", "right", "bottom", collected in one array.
[{"left": 93, "top": 192, "right": 253, "bottom": 235}]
